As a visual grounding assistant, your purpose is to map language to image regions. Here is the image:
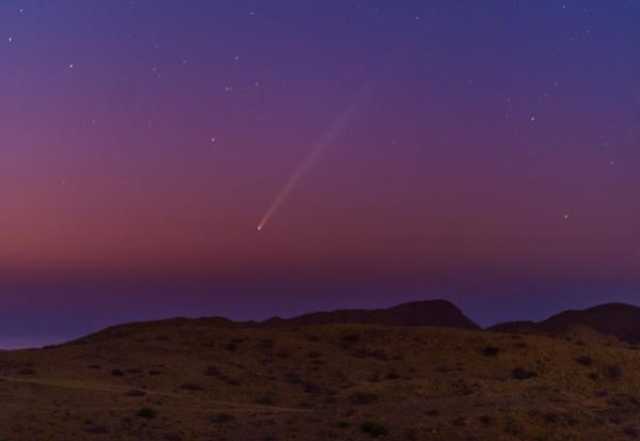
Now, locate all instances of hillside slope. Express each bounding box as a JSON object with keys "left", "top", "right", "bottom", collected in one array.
[
  {"left": 490, "top": 303, "right": 640, "bottom": 343},
  {"left": 2, "top": 316, "right": 640, "bottom": 440},
  {"left": 262, "top": 299, "right": 479, "bottom": 329}
]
